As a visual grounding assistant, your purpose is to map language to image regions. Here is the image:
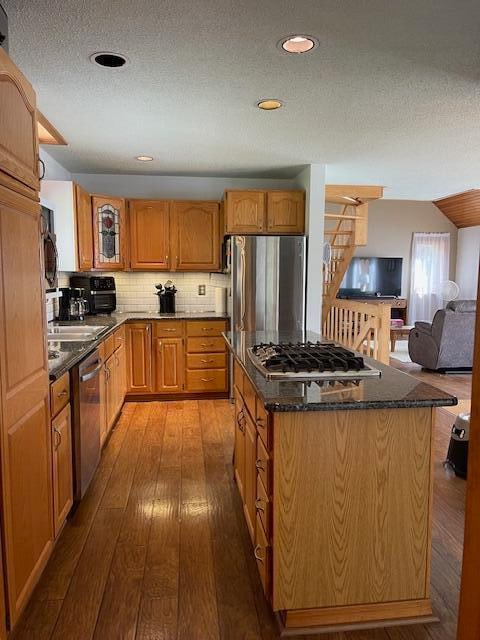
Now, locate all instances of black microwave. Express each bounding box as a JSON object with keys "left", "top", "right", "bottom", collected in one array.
[{"left": 69, "top": 276, "right": 116, "bottom": 315}]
